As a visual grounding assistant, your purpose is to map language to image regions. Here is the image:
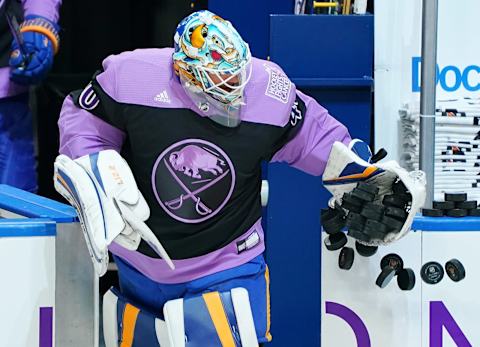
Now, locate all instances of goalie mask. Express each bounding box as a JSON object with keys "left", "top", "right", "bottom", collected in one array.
[{"left": 173, "top": 10, "right": 252, "bottom": 127}]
